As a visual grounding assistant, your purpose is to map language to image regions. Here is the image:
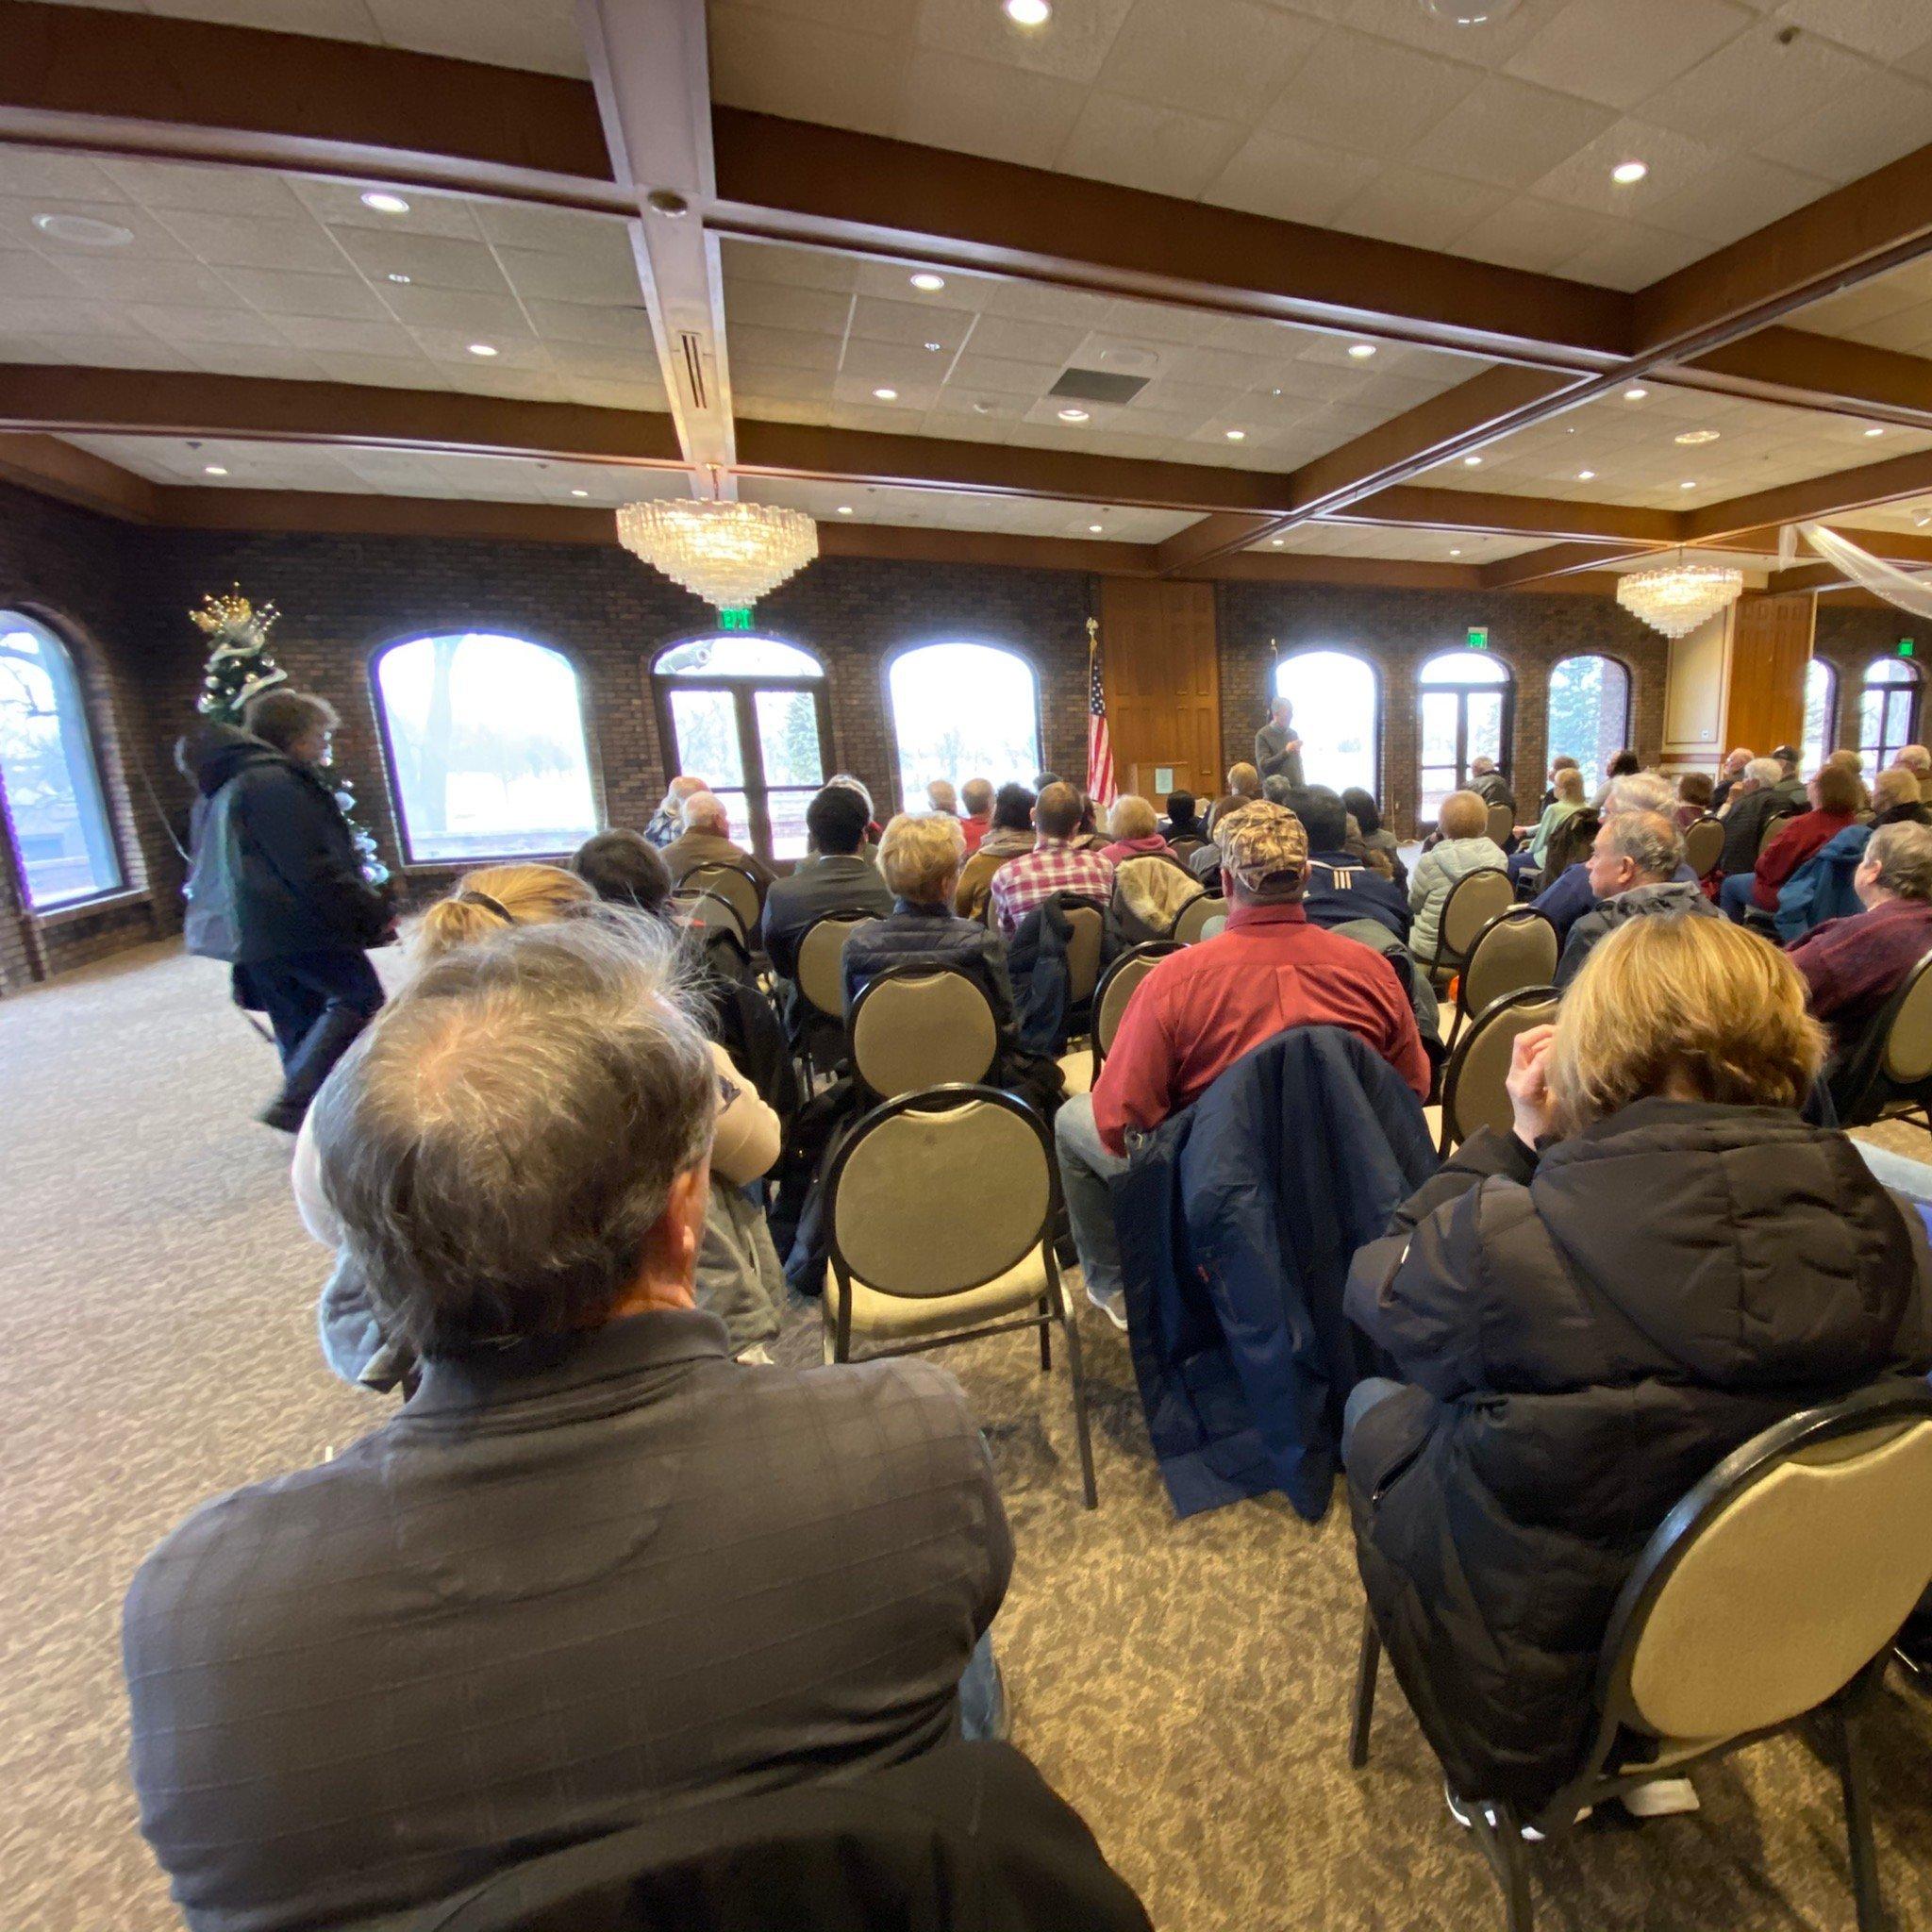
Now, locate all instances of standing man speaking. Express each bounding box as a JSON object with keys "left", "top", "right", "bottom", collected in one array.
[{"left": 1256, "top": 693, "right": 1305, "bottom": 788}]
